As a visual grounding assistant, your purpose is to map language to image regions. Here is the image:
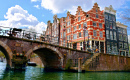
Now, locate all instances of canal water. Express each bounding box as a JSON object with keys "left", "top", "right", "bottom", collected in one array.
[{"left": 0, "top": 62, "right": 130, "bottom": 80}]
